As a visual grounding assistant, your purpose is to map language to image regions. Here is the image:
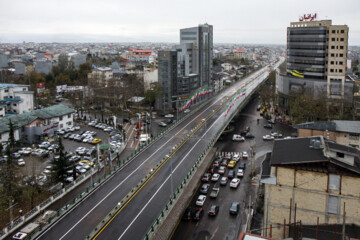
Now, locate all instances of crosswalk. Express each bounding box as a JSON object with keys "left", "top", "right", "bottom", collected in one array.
[{"left": 216, "top": 151, "right": 241, "bottom": 157}]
